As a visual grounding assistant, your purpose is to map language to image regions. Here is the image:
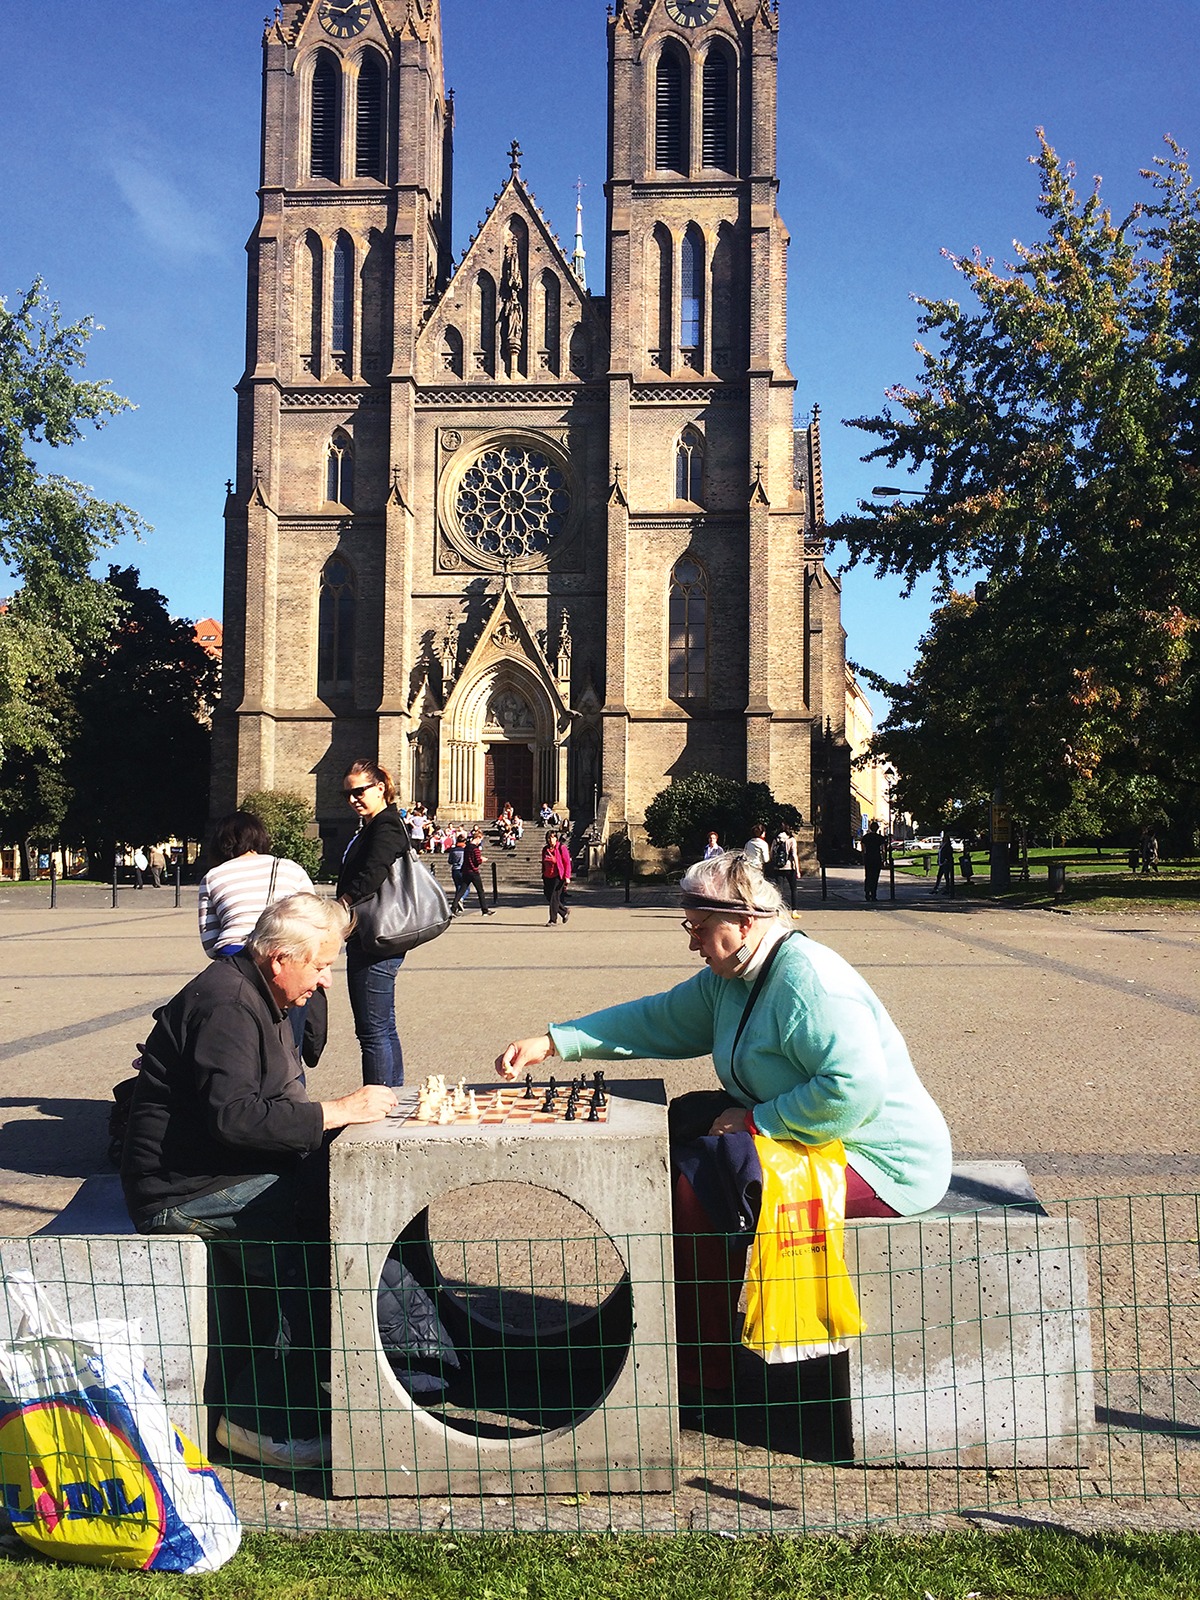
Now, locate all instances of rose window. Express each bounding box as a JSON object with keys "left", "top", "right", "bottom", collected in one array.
[{"left": 454, "top": 447, "right": 571, "bottom": 561}]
